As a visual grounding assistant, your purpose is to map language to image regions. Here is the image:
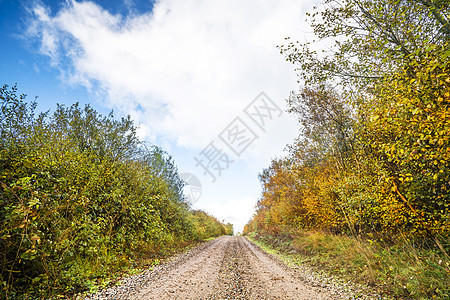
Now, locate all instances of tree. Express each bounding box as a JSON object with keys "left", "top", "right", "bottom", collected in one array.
[
  {"left": 360, "top": 44, "right": 450, "bottom": 236},
  {"left": 279, "top": 0, "right": 449, "bottom": 89},
  {"left": 248, "top": 0, "right": 450, "bottom": 241}
]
